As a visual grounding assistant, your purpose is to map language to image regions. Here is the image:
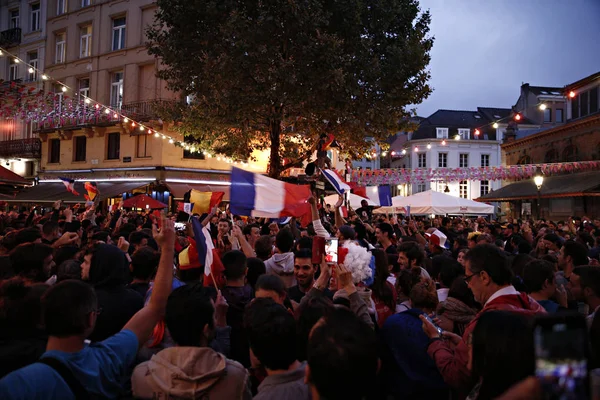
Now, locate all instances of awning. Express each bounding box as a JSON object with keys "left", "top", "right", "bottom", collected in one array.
[
  {"left": 166, "top": 182, "right": 231, "bottom": 201},
  {"left": 478, "top": 171, "right": 600, "bottom": 202},
  {"left": 0, "top": 165, "right": 31, "bottom": 185},
  {"left": 11, "top": 181, "right": 150, "bottom": 203}
]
